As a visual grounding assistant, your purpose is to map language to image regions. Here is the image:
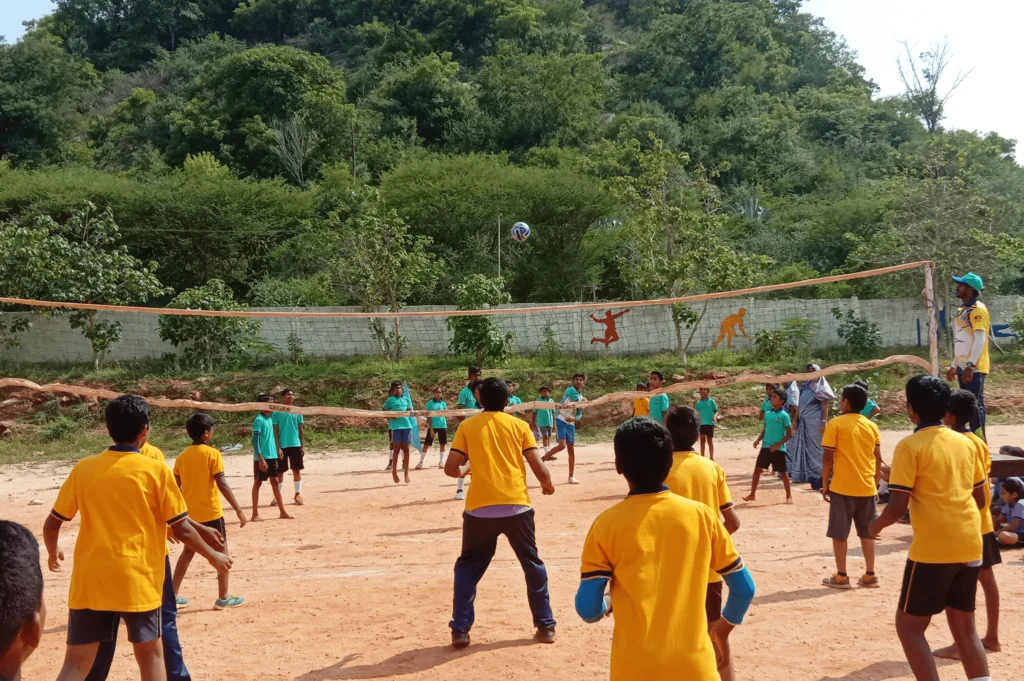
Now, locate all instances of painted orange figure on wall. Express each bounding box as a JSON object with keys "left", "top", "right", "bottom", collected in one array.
[
  {"left": 714, "top": 307, "right": 749, "bottom": 349},
  {"left": 590, "top": 308, "right": 630, "bottom": 348}
]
